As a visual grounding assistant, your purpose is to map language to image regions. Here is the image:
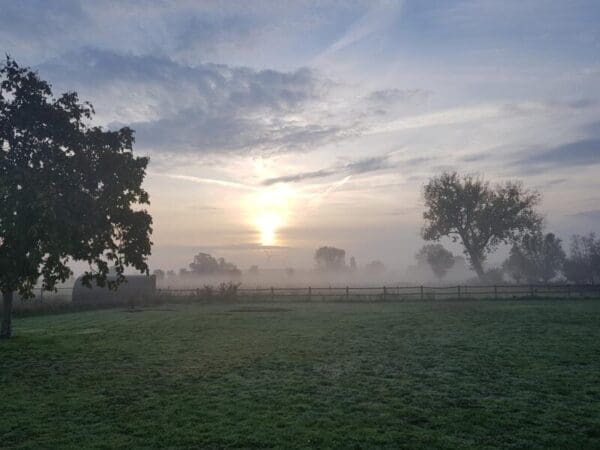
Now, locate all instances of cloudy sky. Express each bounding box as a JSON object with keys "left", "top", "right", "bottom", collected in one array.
[{"left": 3, "top": 0, "right": 600, "bottom": 273}]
